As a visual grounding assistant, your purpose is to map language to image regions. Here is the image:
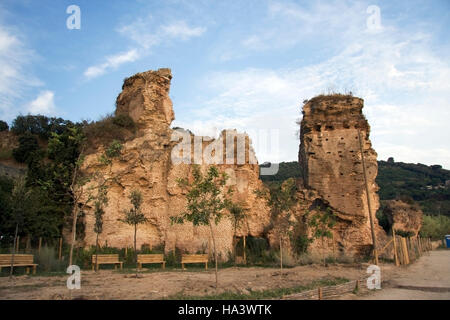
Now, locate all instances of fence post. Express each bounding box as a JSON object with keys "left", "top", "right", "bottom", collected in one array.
[
  {"left": 38, "top": 237, "right": 42, "bottom": 254},
  {"left": 243, "top": 235, "right": 247, "bottom": 265},
  {"left": 318, "top": 287, "right": 323, "bottom": 300},
  {"left": 392, "top": 230, "right": 399, "bottom": 266},
  {"left": 401, "top": 237, "right": 409, "bottom": 265}
]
